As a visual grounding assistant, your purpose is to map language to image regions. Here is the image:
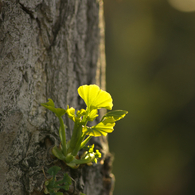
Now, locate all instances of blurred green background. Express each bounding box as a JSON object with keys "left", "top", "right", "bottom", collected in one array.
[{"left": 104, "top": 0, "right": 195, "bottom": 194}]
